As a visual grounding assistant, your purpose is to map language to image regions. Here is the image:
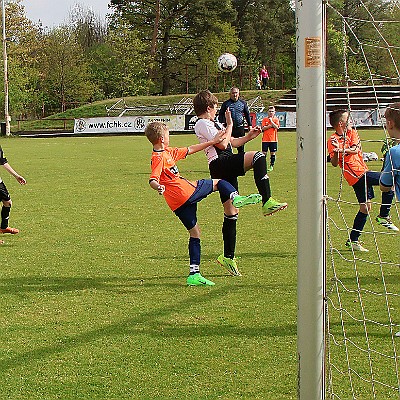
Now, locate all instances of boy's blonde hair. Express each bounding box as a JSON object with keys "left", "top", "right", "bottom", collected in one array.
[
  {"left": 145, "top": 121, "right": 168, "bottom": 145},
  {"left": 385, "top": 102, "right": 400, "bottom": 130},
  {"left": 193, "top": 90, "right": 219, "bottom": 116}
]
